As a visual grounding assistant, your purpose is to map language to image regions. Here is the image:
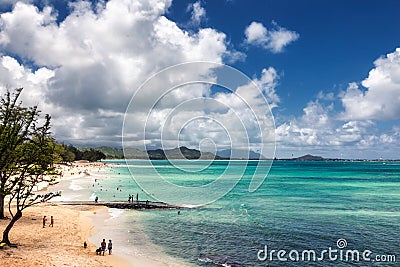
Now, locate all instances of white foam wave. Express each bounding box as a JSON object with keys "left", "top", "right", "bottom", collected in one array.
[
  {"left": 179, "top": 204, "right": 203, "bottom": 209},
  {"left": 105, "top": 208, "right": 125, "bottom": 222},
  {"left": 69, "top": 180, "right": 84, "bottom": 191}
]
